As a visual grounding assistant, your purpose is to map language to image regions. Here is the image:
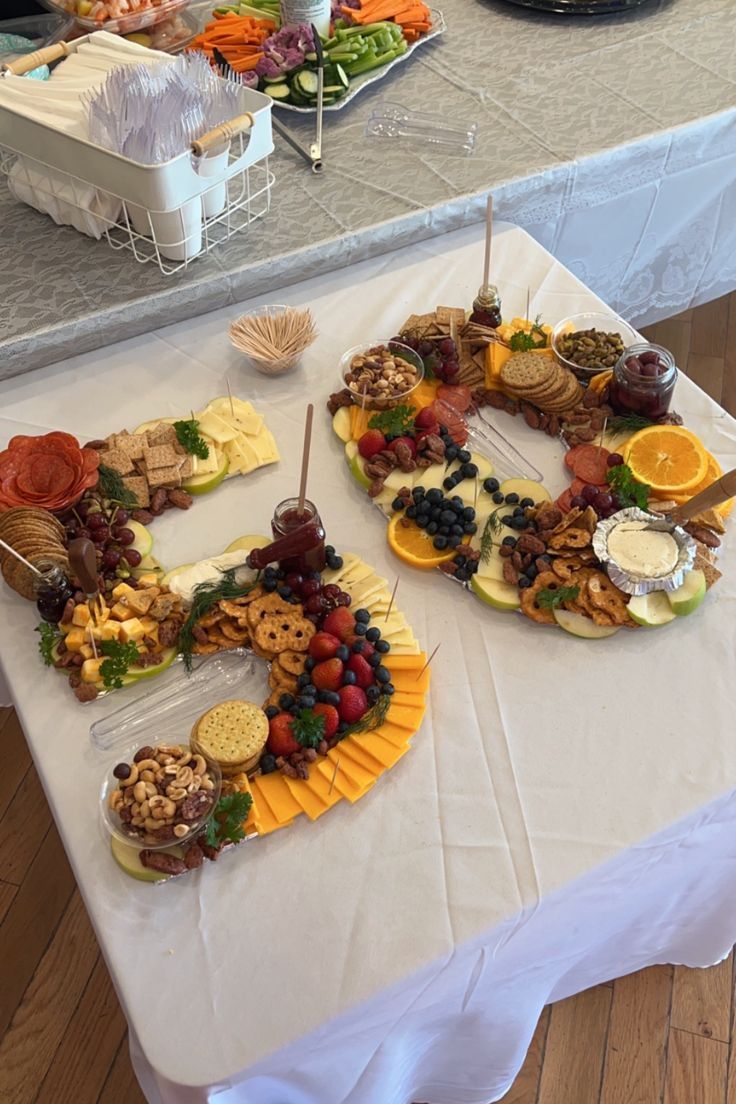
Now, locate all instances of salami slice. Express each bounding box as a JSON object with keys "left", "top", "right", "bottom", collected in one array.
[
  {"left": 436, "top": 384, "right": 472, "bottom": 412},
  {"left": 430, "top": 399, "right": 469, "bottom": 446},
  {"left": 569, "top": 445, "right": 610, "bottom": 486},
  {"left": 556, "top": 489, "right": 574, "bottom": 514}
]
